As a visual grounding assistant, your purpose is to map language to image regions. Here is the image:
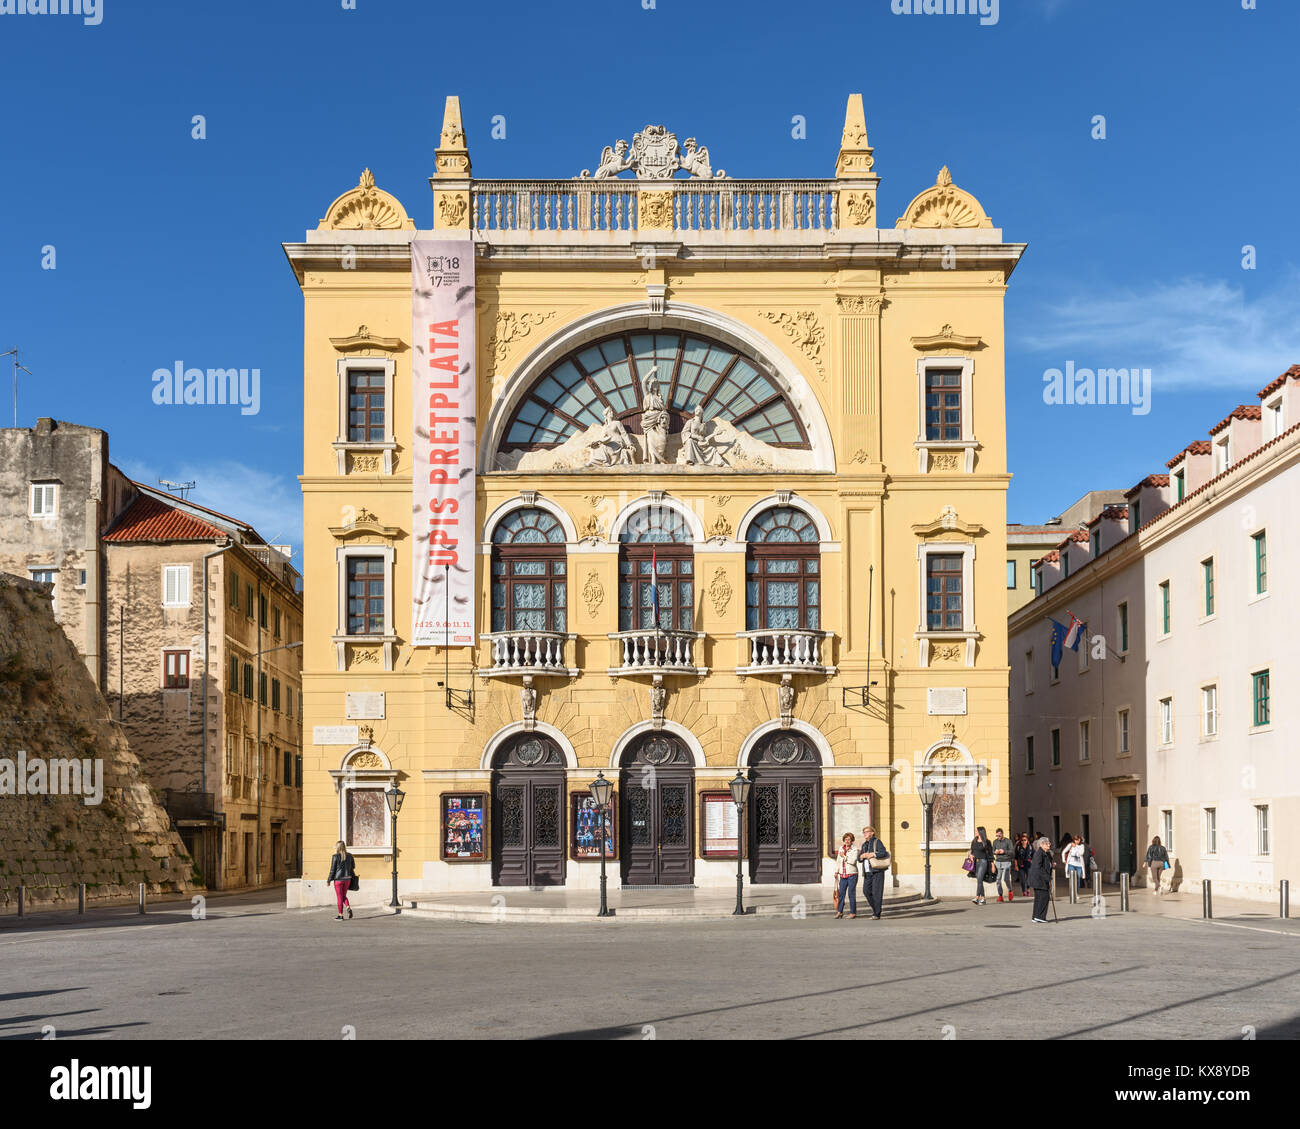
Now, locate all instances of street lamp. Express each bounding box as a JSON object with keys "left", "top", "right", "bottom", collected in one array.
[
  {"left": 918, "top": 774, "right": 938, "bottom": 901},
  {"left": 385, "top": 784, "right": 405, "bottom": 910},
  {"left": 589, "top": 771, "right": 614, "bottom": 917},
  {"left": 730, "top": 770, "right": 752, "bottom": 916}
]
